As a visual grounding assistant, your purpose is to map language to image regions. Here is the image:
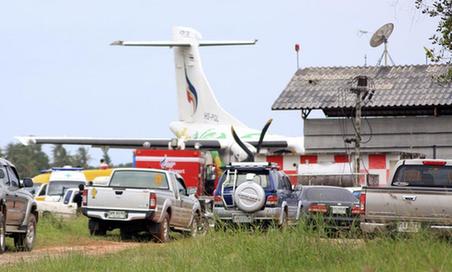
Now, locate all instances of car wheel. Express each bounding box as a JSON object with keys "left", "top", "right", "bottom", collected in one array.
[
  {"left": 190, "top": 213, "right": 207, "bottom": 237},
  {"left": 279, "top": 210, "right": 288, "bottom": 230},
  {"left": 0, "top": 212, "right": 6, "bottom": 254},
  {"left": 155, "top": 212, "right": 170, "bottom": 243},
  {"left": 15, "top": 214, "right": 36, "bottom": 251},
  {"left": 189, "top": 214, "right": 199, "bottom": 237},
  {"left": 88, "top": 219, "right": 107, "bottom": 236},
  {"left": 120, "top": 228, "right": 133, "bottom": 241}
]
